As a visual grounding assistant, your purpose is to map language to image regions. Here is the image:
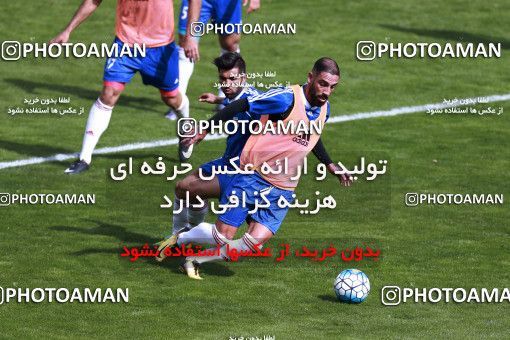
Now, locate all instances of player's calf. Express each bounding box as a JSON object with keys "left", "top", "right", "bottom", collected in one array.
[{"left": 65, "top": 87, "right": 121, "bottom": 174}]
